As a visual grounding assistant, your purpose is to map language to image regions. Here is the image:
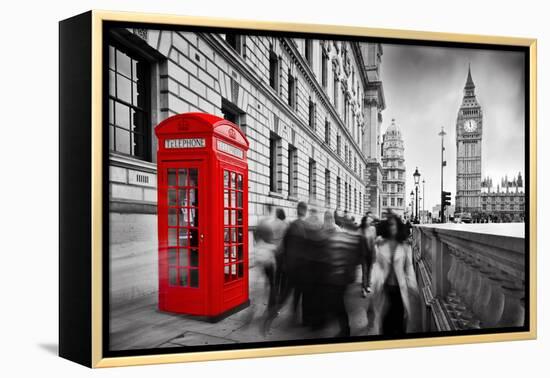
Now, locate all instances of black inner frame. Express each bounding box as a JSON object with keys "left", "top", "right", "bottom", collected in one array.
[{"left": 101, "top": 20, "right": 531, "bottom": 359}]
